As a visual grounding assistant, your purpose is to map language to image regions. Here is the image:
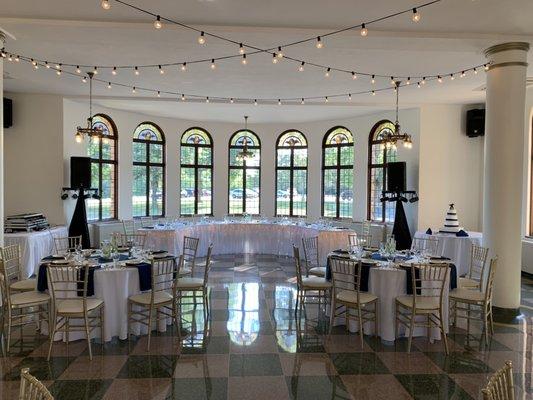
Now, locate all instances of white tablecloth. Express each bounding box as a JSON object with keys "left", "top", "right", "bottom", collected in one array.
[
  {"left": 414, "top": 231, "right": 483, "bottom": 276},
  {"left": 4, "top": 226, "right": 68, "bottom": 278},
  {"left": 142, "top": 223, "right": 354, "bottom": 266}
]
